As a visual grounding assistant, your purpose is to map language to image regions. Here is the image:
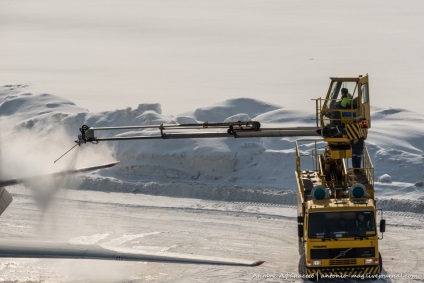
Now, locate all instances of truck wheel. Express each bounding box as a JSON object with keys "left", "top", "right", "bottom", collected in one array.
[
  {"left": 298, "top": 254, "right": 306, "bottom": 275},
  {"left": 371, "top": 252, "right": 383, "bottom": 281},
  {"left": 298, "top": 254, "right": 319, "bottom": 282},
  {"left": 309, "top": 273, "right": 319, "bottom": 282}
]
